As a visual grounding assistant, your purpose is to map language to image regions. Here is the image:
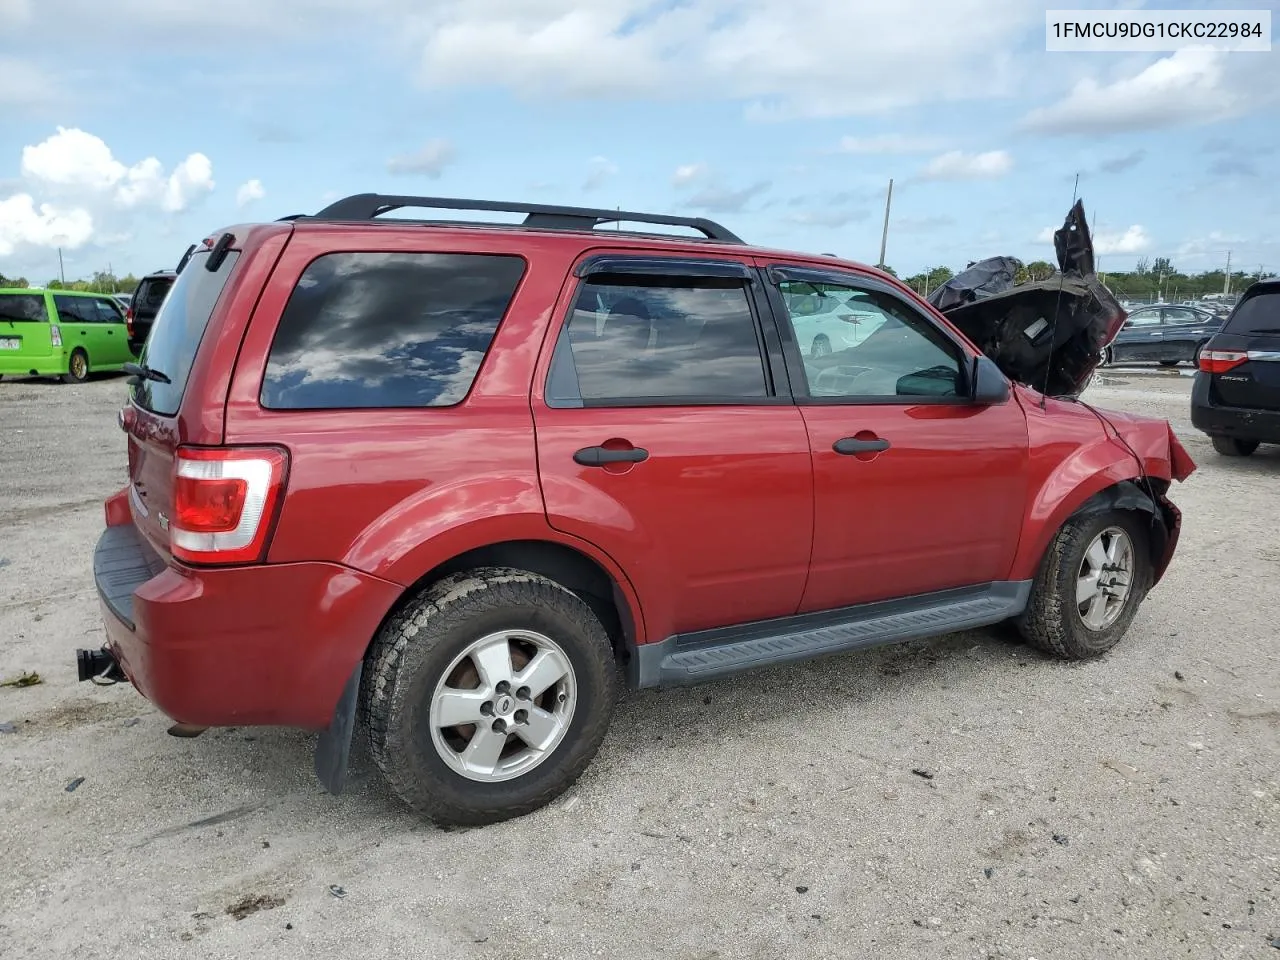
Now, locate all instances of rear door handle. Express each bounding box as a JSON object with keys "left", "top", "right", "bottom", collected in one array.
[
  {"left": 573, "top": 445, "right": 649, "bottom": 467},
  {"left": 833, "top": 437, "right": 890, "bottom": 455}
]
